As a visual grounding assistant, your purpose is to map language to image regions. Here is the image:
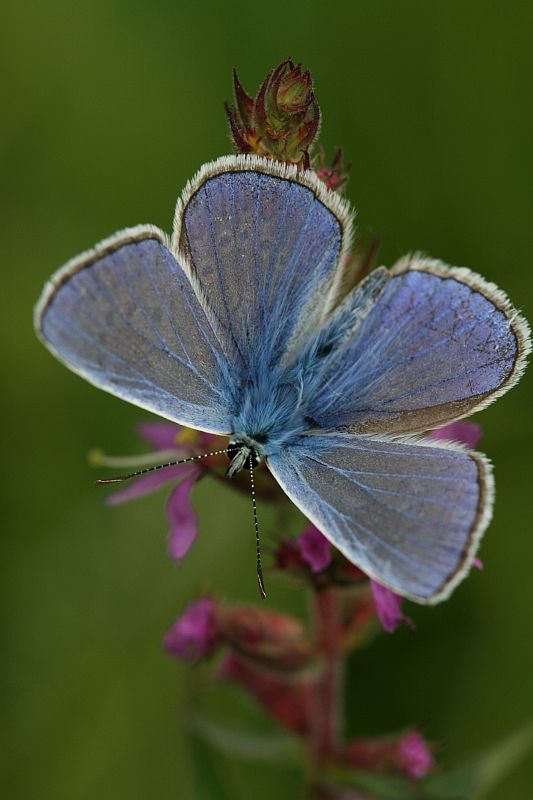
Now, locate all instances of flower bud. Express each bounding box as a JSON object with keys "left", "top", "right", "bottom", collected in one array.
[
  {"left": 395, "top": 731, "right": 434, "bottom": 779},
  {"left": 218, "top": 605, "right": 313, "bottom": 671},
  {"left": 219, "top": 654, "right": 314, "bottom": 736},
  {"left": 226, "top": 59, "right": 320, "bottom": 168},
  {"left": 314, "top": 144, "right": 352, "bottom": 192},
  {"left": 344, "top": 730, "right": 434, "bottom": 780}
]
